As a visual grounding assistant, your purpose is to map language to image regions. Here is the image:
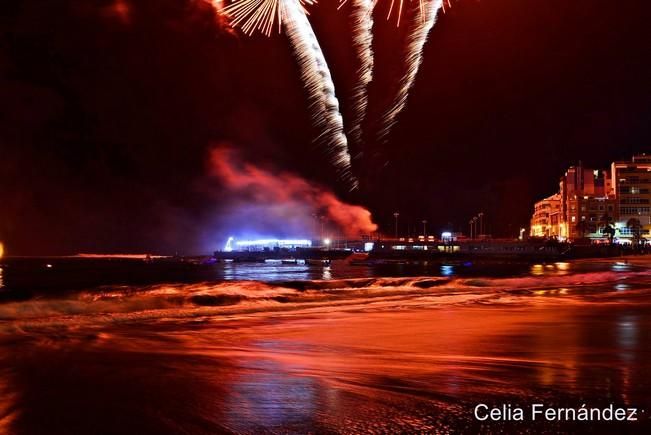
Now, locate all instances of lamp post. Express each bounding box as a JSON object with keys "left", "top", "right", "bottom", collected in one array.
[
  {"left": 393, "top": 212, "right": 400, "bottom": 239},
  {"left": 478, "top": 212, "right": 484, "bottom": 238},
  {"left": 422, "top": 220, "right": 428, "bottom": 238}
]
